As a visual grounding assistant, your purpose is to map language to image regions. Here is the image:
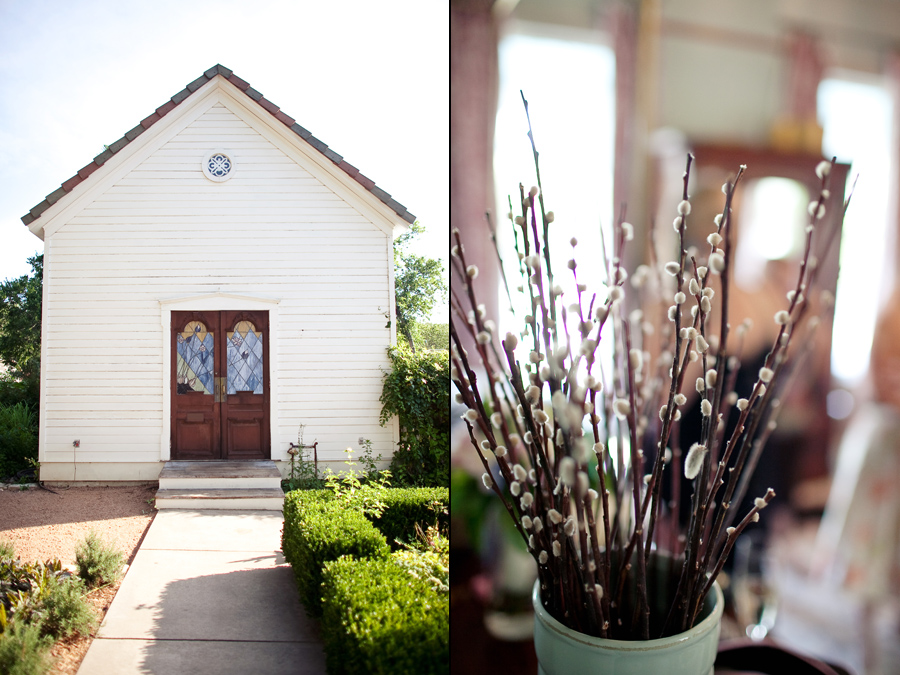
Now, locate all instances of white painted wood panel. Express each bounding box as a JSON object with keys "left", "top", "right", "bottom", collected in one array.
[
  {"left": 40, "top": 94, "right": 399, "bottom": 477},
  {"left": 43, "top": 450, "right": 162, "bottom": 463}
]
